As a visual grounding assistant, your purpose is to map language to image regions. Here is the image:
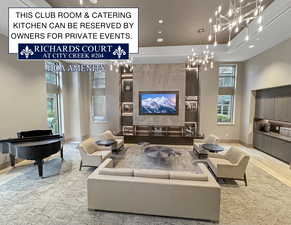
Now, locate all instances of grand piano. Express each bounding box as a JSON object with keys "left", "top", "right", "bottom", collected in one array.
[{"left": 0, "top": 130, "right": 63, "bottom": 177}]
